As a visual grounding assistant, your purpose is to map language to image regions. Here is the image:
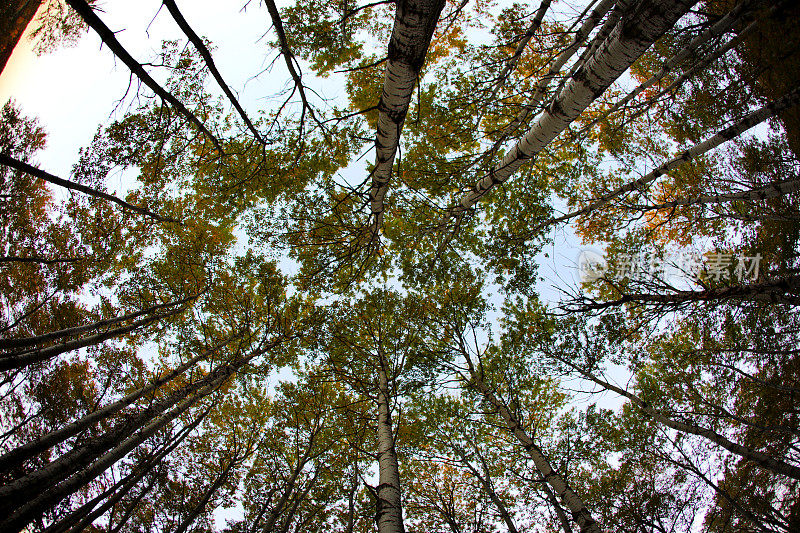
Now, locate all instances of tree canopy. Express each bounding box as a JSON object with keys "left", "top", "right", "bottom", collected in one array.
[{"left": 1, "top": 0, "right": 799, "bottom": 532}]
